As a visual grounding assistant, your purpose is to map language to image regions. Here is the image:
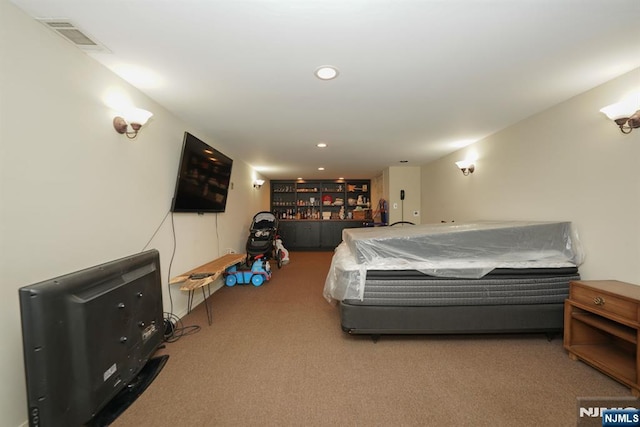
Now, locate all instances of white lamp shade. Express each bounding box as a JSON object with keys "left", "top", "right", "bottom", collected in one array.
[
  {"left": 122, "top": 107, "right": 153, "bottom": 125},
  {"left": 455, "top": 160, "right": 472, "bottom": 169},
  {"left": 600, "top": 103, "right": 634, "bottom": 120},
  {"left": 600, "top": 91, "right": 640, "bottom": 120}
]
